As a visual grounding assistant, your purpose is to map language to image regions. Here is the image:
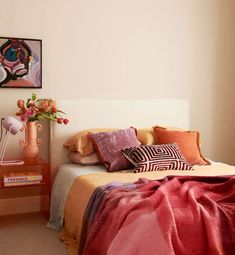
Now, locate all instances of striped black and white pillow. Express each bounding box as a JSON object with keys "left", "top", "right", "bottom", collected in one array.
[{"left": 122, "top": 144, "right": 192, "bottom": 173}]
